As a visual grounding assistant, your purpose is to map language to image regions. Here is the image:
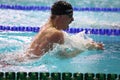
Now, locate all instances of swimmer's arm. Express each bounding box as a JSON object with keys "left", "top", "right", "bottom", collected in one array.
[
  {"left": 62, "top": 42, "right": 104, "bottom": 58},
  {"left": 60, "top": 49, "right": 83, "bottom": 58},
  {"left": 65, "top": 49, "right": 83, "bottom": 57}
]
